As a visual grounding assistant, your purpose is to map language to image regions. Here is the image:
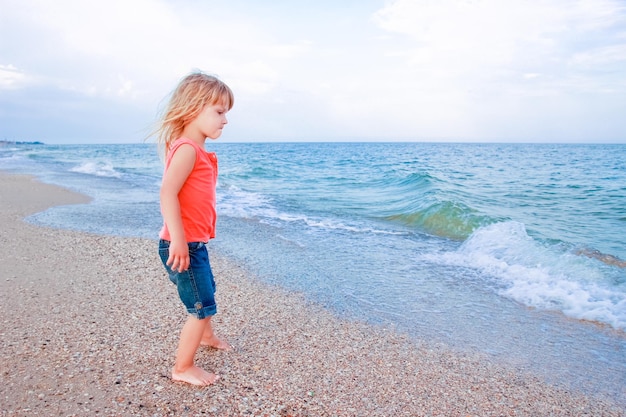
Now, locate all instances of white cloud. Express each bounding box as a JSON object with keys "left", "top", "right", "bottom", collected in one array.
[
  {"left": 570, "top": 44, "right": 626, "bottom": 67},
  {"left": 0, "top": 65, "right": 30, "bottom": 90},
  {"left": 1, "top": 0, "right": 298, "bottom": 101},
  {"left": 346, "top": 0, "right": 626, "bottom": 140},
  {"left": 371, "top": 0, "right": 626, "bottom": 85}
]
